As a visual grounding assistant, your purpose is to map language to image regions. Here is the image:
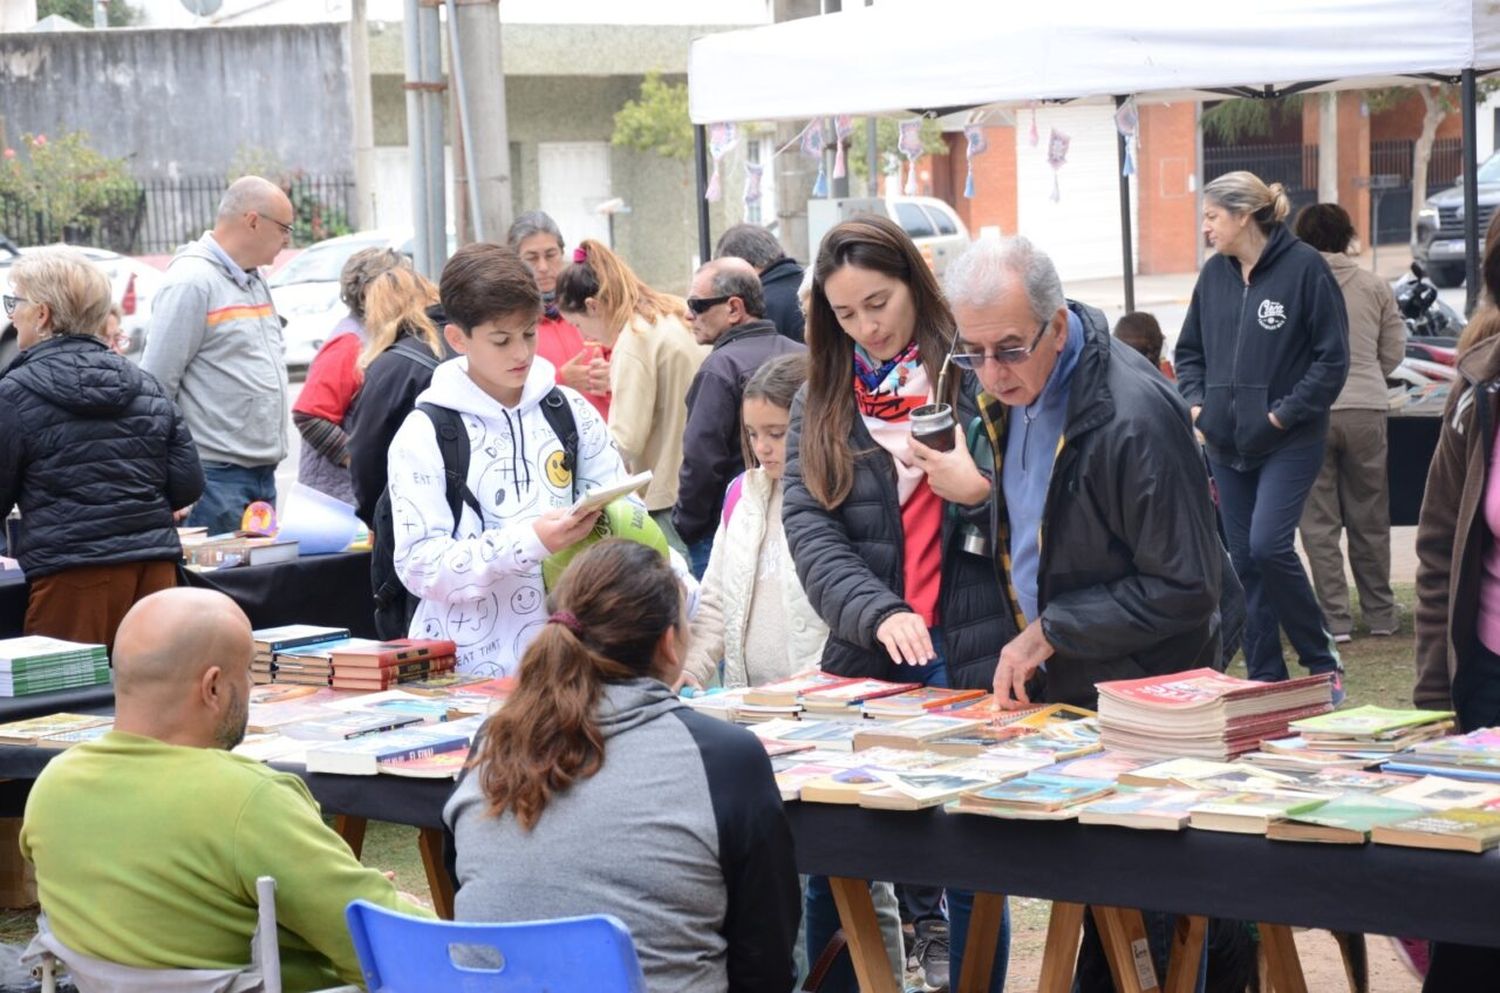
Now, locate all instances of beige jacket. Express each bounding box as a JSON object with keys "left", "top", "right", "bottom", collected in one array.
[
  {"left": 1321, "top": 252, "right": 1406, "bottom": 412},
  {"left": 607, "top": 313, "right": 707, "bottom": 511},
  {"left": 683, "top": 470, "right": 828, "bottom": 688}
]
